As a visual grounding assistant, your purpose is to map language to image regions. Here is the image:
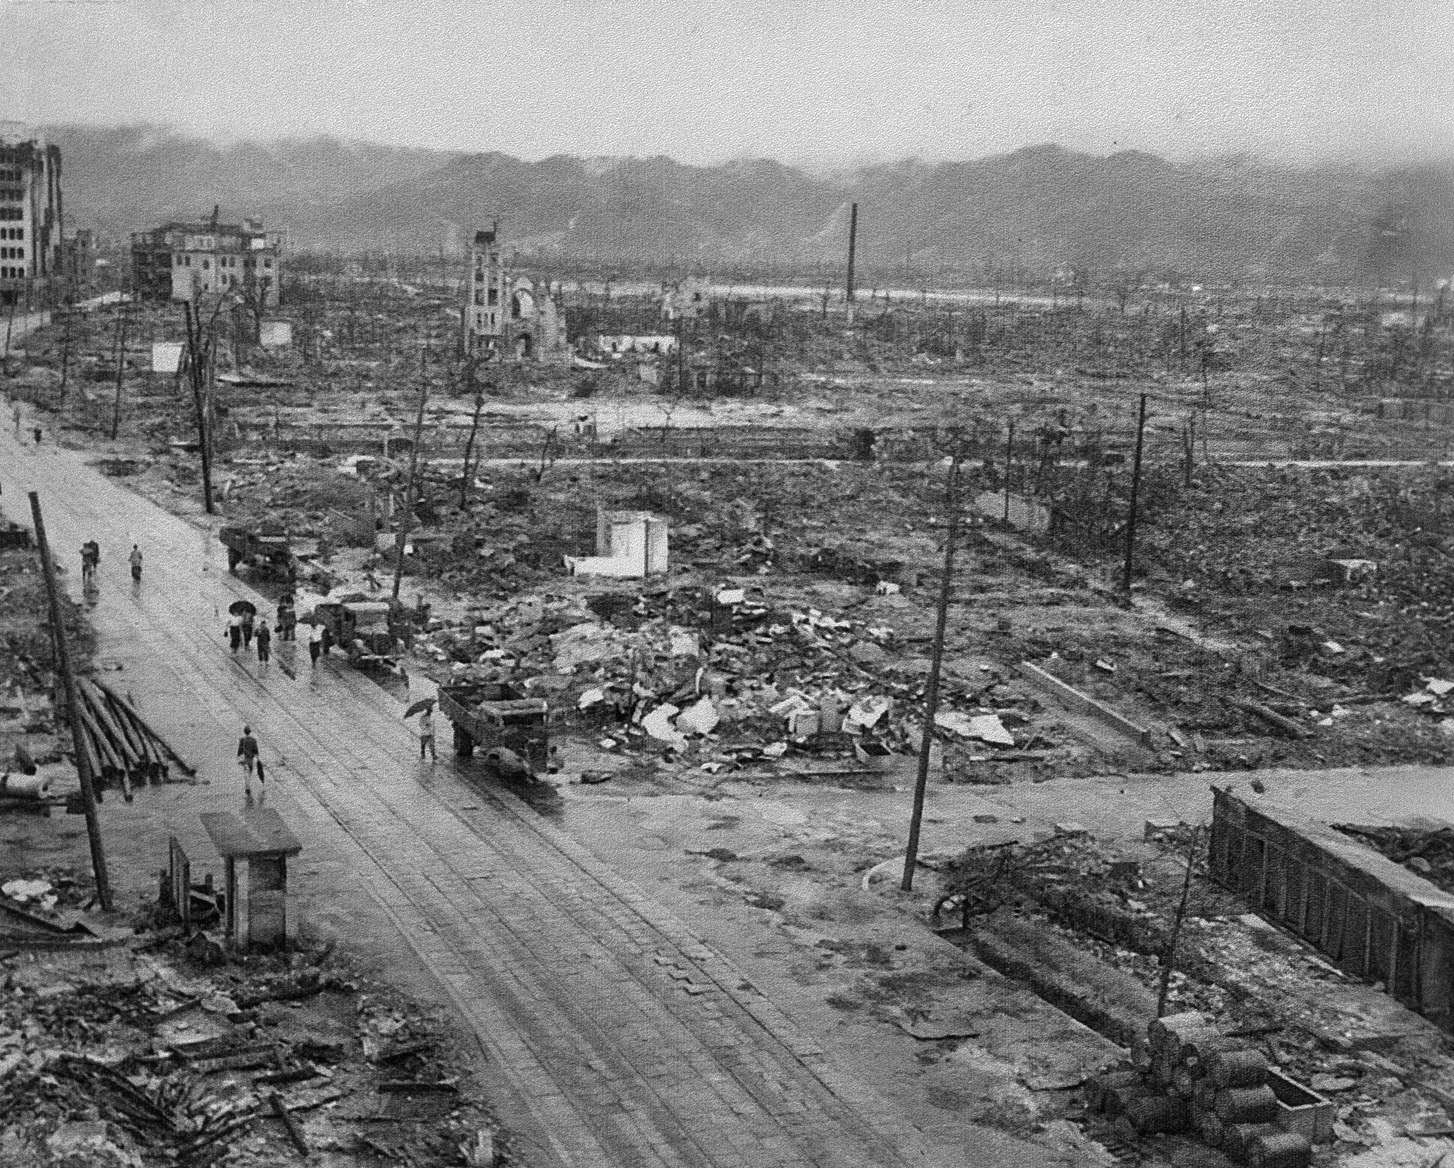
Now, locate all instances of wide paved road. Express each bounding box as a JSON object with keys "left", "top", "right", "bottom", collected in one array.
[{"left": 1, "top": 426, "right": 949, "bottom": 1168}]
